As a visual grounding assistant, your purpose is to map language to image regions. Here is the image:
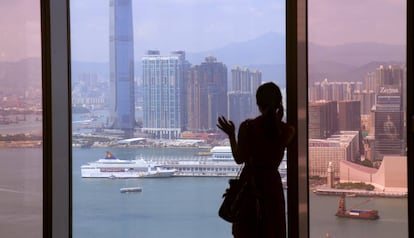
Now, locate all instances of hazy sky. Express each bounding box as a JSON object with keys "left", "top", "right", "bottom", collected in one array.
[
  {"left": 0, "top": 0, "right": 40, "bottom": 62},
  {"left": 0, "top": 0, "right": 406, "bottom": 62},
  {"left": 70, "top": 0, "right": 286, "bottom": 62},
  {"left": 308, "top": 0, "right": 406, "bottom": 46}
]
